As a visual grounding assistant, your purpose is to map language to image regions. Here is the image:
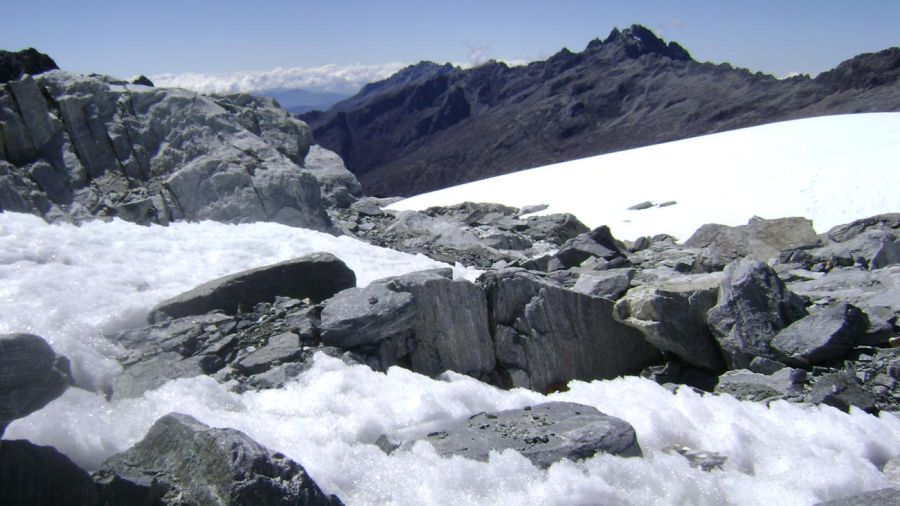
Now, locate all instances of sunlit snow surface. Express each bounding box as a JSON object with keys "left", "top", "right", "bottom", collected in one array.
[
  {"left": 389, "top": 113, "right": 900, "bottom": 241},
  {"left": 2, "top": 111, "right": 900, "bottom": 505}
]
